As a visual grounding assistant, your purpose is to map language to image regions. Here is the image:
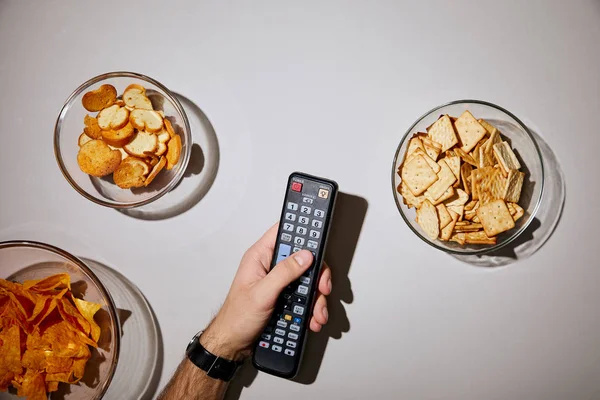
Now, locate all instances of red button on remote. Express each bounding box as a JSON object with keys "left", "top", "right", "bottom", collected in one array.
[{"left": 291, "top": 182, "right": 302, "bottom": 192}]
